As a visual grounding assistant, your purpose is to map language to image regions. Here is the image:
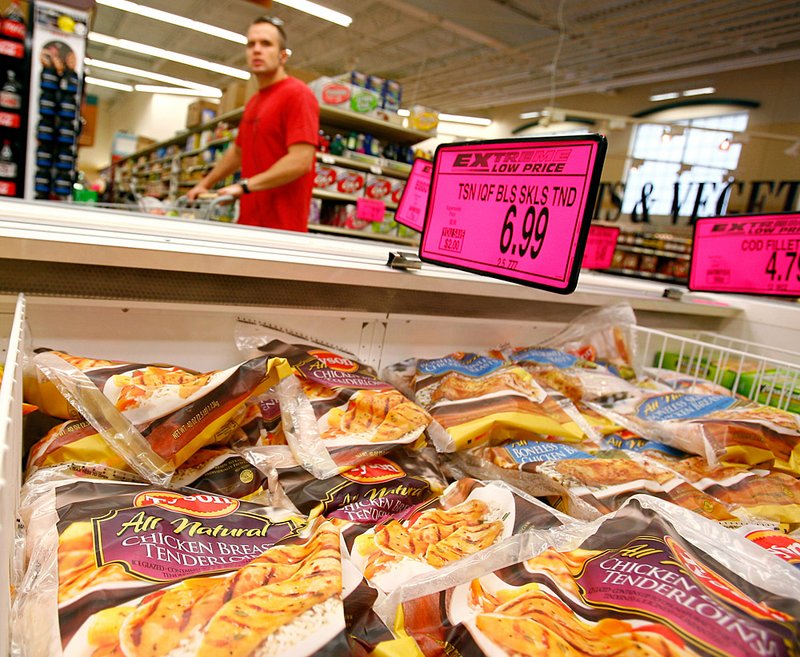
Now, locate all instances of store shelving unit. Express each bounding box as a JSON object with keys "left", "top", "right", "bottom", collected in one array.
[
  {"left": 110, "top": 105, "right": 428, "bottom": 242},
  {"left": 605, "top": 229, "right": 693, "bottom": 285}
]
